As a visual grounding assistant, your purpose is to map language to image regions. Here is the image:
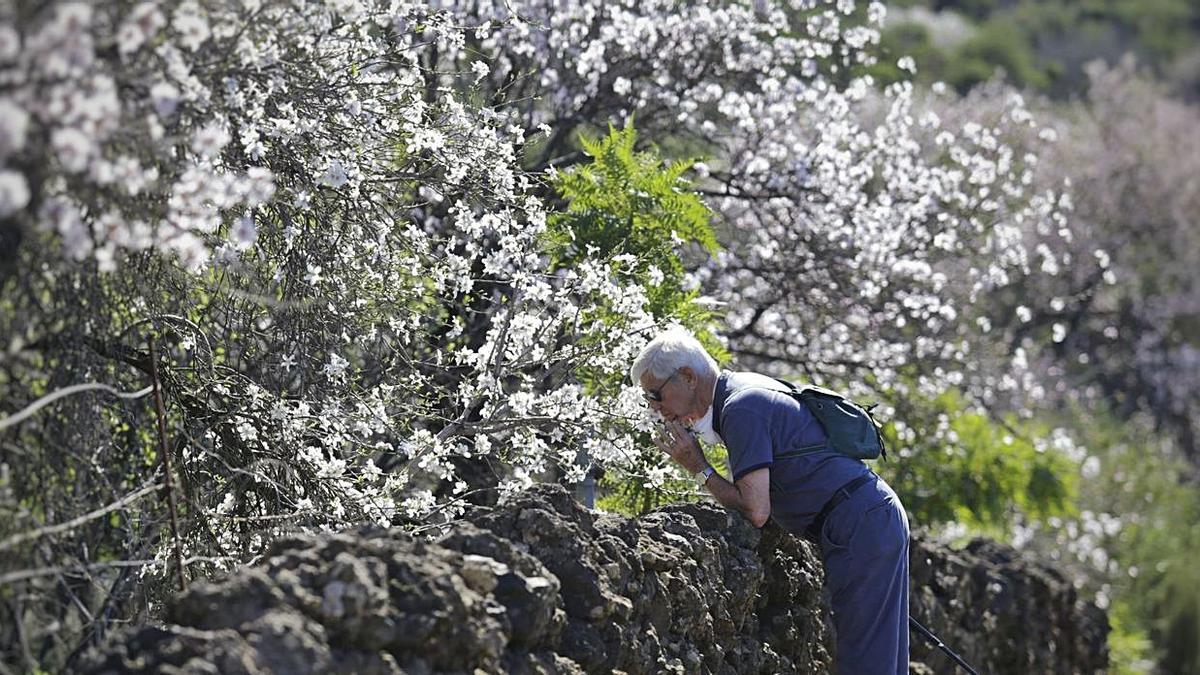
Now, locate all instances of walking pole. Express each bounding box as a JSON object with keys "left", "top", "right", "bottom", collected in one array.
[{"left": 909, "top": 616, "right": 980, "bottom": 675}]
